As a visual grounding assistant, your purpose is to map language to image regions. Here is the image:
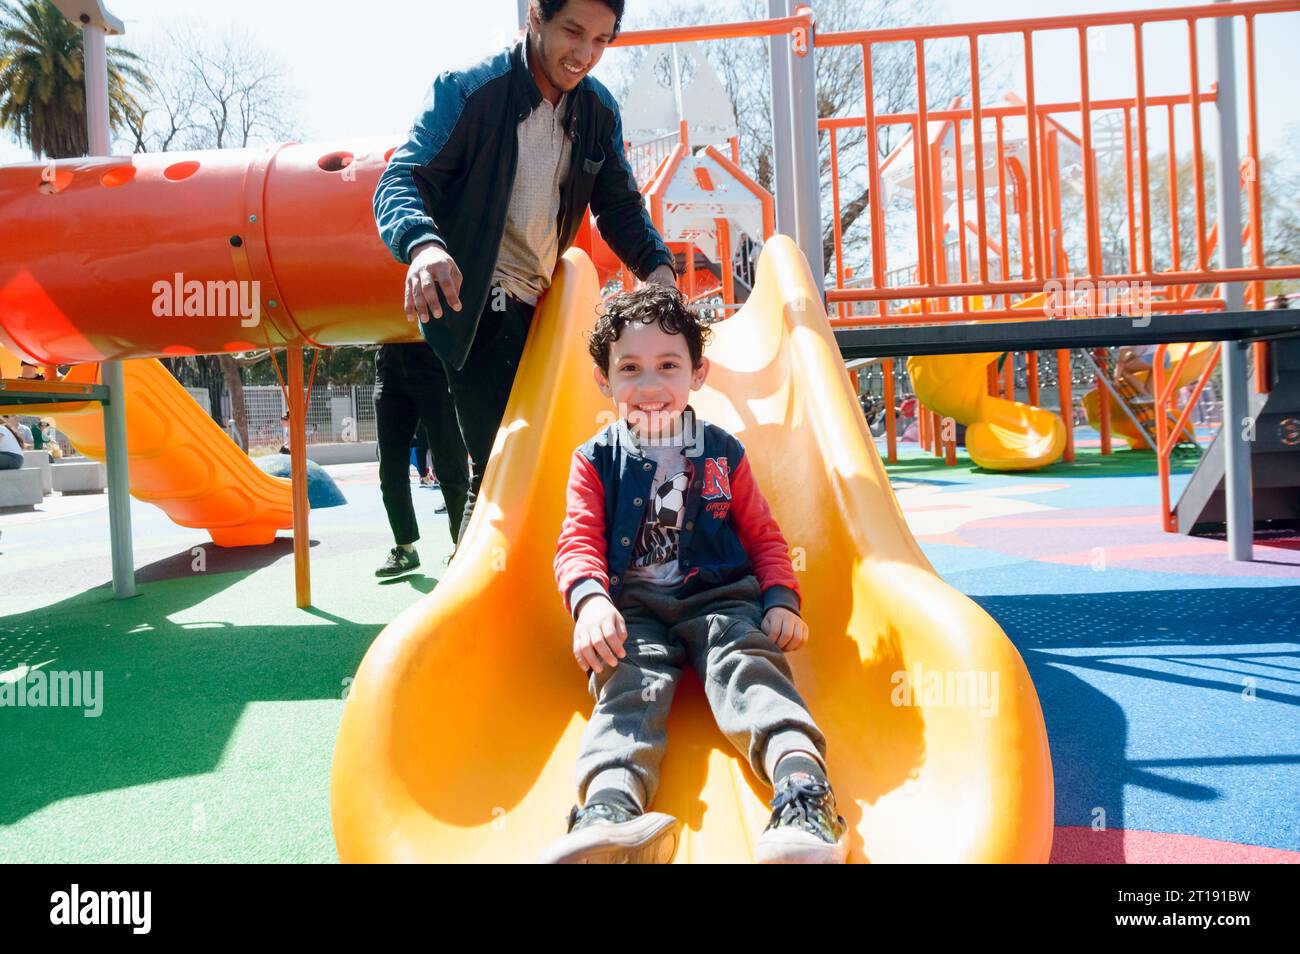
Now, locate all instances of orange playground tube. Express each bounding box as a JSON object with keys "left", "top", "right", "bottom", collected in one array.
[
  {"left": 0, "top": 140, "right": 420, "bottom": 365},
  {"left": 0, "top": 141, "right": 413, "bottom": 545},
  {"left": 330, "top": 238, "right": 1054, "bottom": 862}
]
